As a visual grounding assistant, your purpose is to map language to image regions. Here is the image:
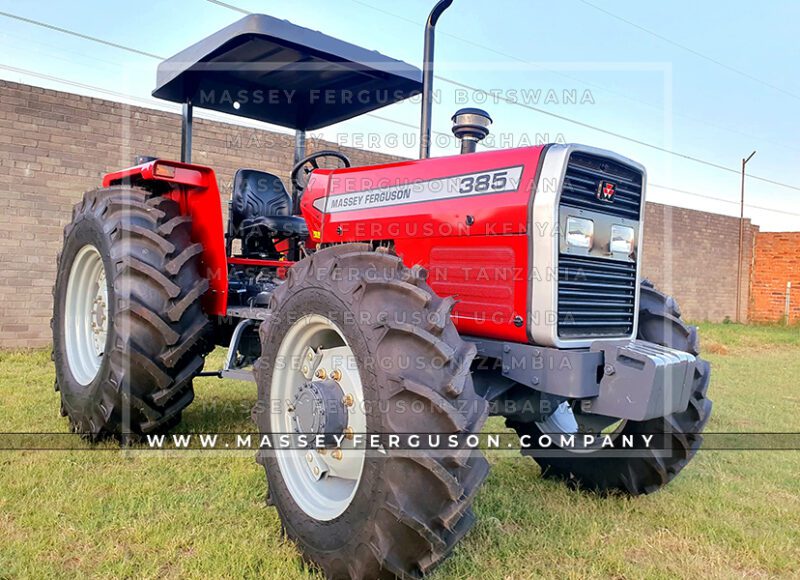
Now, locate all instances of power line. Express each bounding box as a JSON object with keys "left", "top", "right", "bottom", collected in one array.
[
  {"left": 202, "top": 0, "right": 800, "bottom": 193},
  {"left": 437, "top": 75, "right": 800, "bottom": 193},
  {"left": 0, "top": 10, "right": 162, "bottom": 59},
  {"left": 0, "top": 63, "right": 163, "bottom": 107},
  {"left": 204, "top": 0, "right": 250, "bottom": 15},
  {"left": 650, "top": 182, "right": 800, "bottom": 218},
  {"left": 2, "top": 61, "right": 795, "bottom": 219},
  {"left": 334, "top": 0, "right": 800, "bottom": 191},
  {"left": 0, "top": 27, "right": 127, "bottom": 69},
  {"left": 0, "top": 8, "right": 457, "bottom": 141},
  {"left": 345, "top": 0, "right": 800, "bottom": 154},
  {"left": 4, "top": 5, "right": 800, "bottom": 197},
  {"left": 650, "top": 183, "right": 740, "bottom": 205},
  {"left": 576, "top": 0, "right": 800, "bottom": 102},
  {"left": 6, "top": 2, "right": 793, "bottom": 167}
]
